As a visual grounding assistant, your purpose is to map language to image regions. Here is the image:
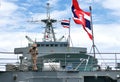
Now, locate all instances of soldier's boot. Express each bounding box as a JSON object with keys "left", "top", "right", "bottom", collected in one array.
[{"left": 33, "top": 64, "right": 38, "bottom": 71}]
